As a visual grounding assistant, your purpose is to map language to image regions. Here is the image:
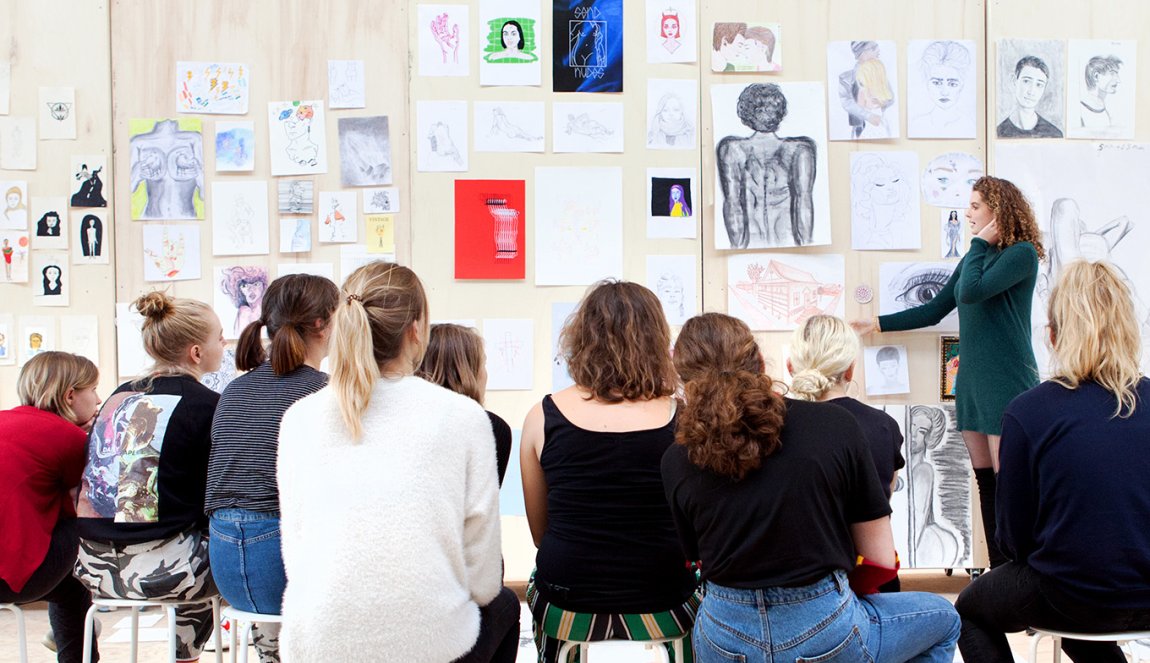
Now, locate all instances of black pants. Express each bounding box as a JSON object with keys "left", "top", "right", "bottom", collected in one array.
[
  {"left": 956, "top": 560, "right": 1150, "bottom": 662},
  {"left": 0, "top": 519, "right": 97, "bottom": 663},
  {"left": 453, "top": 587, "right": 521, "bottom": 663}
]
